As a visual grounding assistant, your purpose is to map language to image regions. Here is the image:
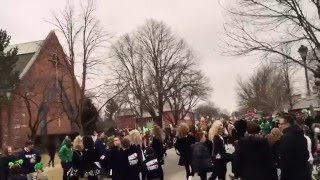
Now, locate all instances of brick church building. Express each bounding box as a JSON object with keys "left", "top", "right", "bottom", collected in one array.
[{"left": 0, "top": 31, "right": 80, "bottom": 149}]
